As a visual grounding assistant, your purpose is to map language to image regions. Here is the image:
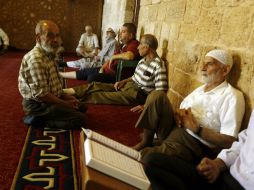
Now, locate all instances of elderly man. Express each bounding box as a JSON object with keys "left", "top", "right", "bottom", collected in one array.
[
  {"left": 60, "top": 23, "right": 140, "bottom": 83},
  {"left": 0, "top": 28, "right": 9, "bottom": 54},
  {"left": 76, "top": 25, "right": 99, "bottom": 58},
  {"left": 64, "top": 34, "right": 168, "bottom": 106},
  {"left": 133, "top": 50, "right": 245, "bottom": 164},
  {"left": 59, "top": 27, "right": 117, "bottom": 69},
  {"left": 143, "top": 109, "right": 254, "bottom": 190},
  {"left": 18, "top": 20, "right": 86, "bottom": 129}
]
